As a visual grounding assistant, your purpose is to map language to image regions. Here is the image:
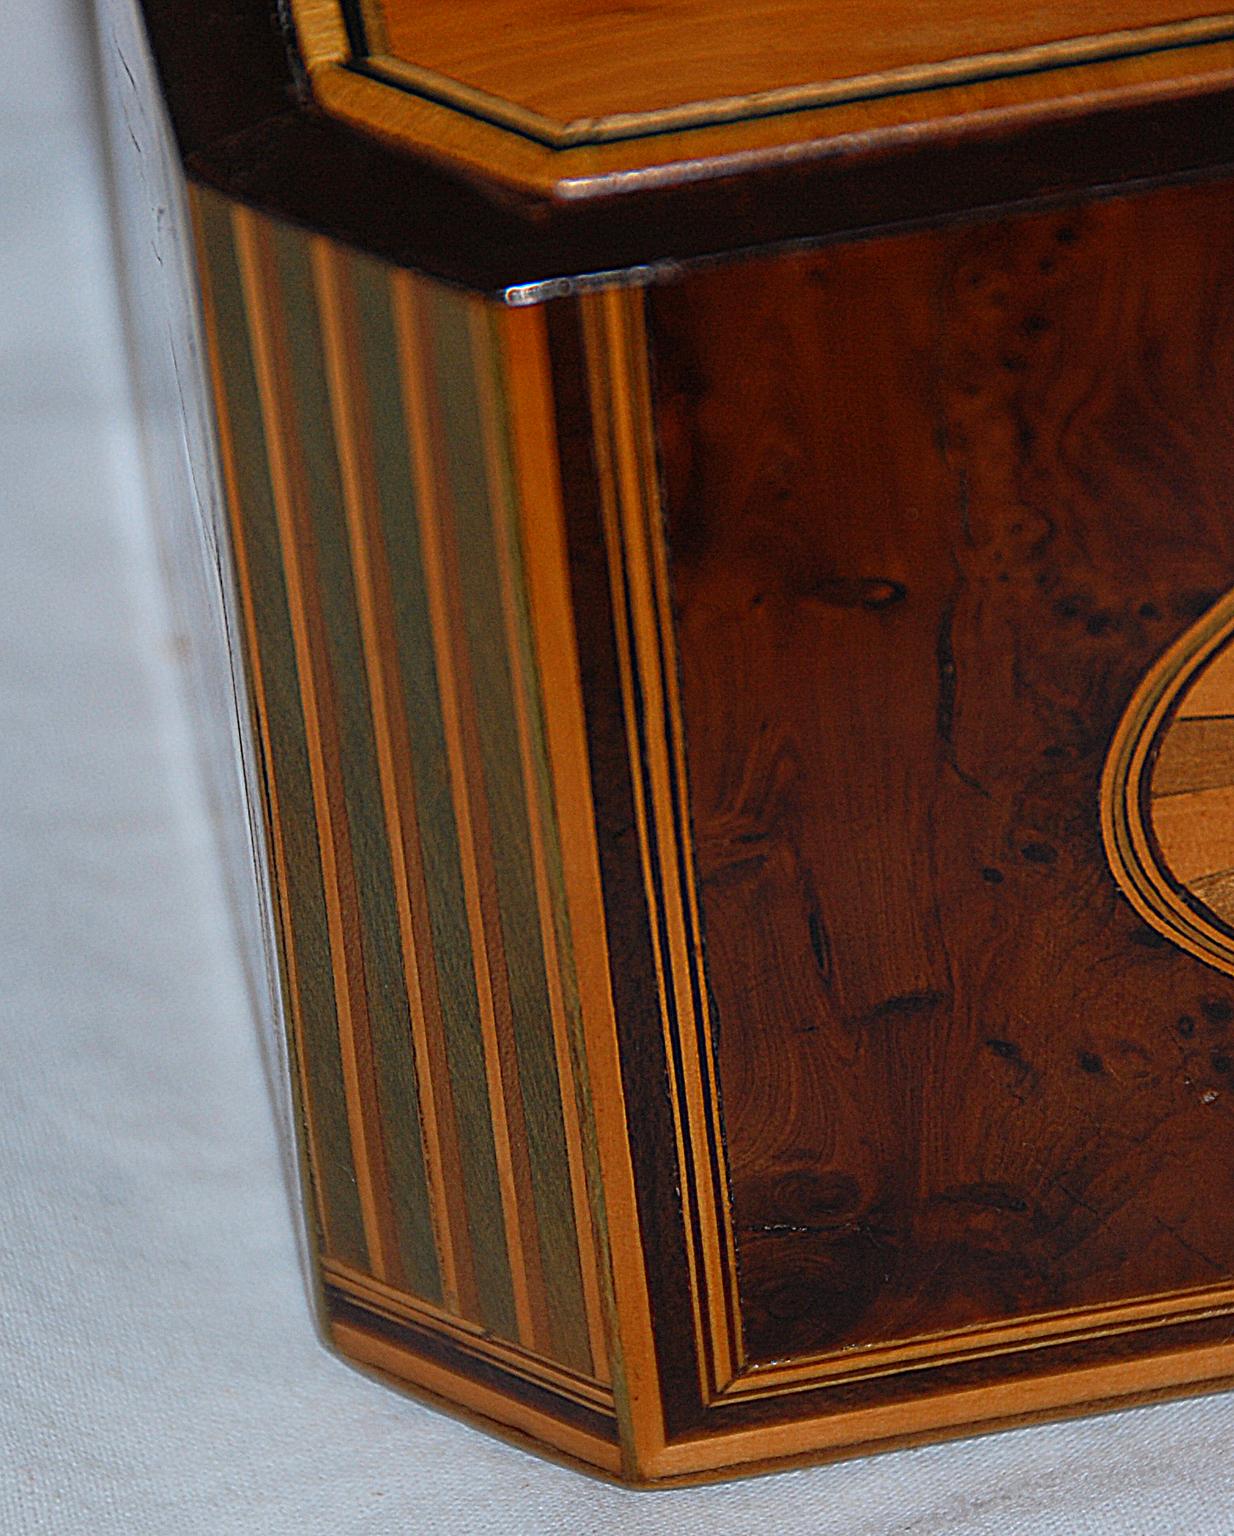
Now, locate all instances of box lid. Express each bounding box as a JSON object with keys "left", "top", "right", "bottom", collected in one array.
[{"left": 139, "top": 0, "right": 1234, "bottom": 291}]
